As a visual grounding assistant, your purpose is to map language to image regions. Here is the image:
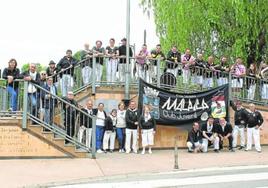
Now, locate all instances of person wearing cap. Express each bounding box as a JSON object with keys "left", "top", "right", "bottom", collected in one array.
[
  {"left": 56, "top": 49, "right": 77, "bottom": 97},
  {"left": 187, "top": 122, "right": 203, "bottom": 153},
  {"left": 245, "top": 103, "right": 263, "bottom": 152},
  {"left": 217, "top": 118, "right": 234, "bottom": 152},
  {"left": 103, "top": 109, "right": 117, "bottom": 153},
  {"left": 46, "top": 60, "right": 58, "bottom": 85},
  {"left": 62, "top": 91, "right": 78, "bottom": 144},
  {"left": 201, "top": 116, "right": 220, "bottom": 152},
  {"left": 230, "top": 100, "right": 248, "bottom": 150},
  {"left": 118, "top": 38, "right": 133, "bottom": 82}
]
